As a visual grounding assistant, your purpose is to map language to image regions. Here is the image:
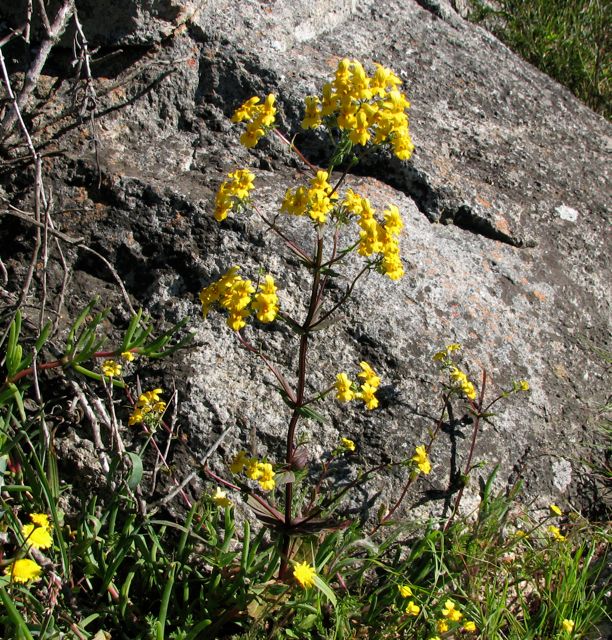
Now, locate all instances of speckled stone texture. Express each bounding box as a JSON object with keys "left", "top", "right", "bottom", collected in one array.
[{"left": 1, "top": 0, "right": 609, "bottom": 519}]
